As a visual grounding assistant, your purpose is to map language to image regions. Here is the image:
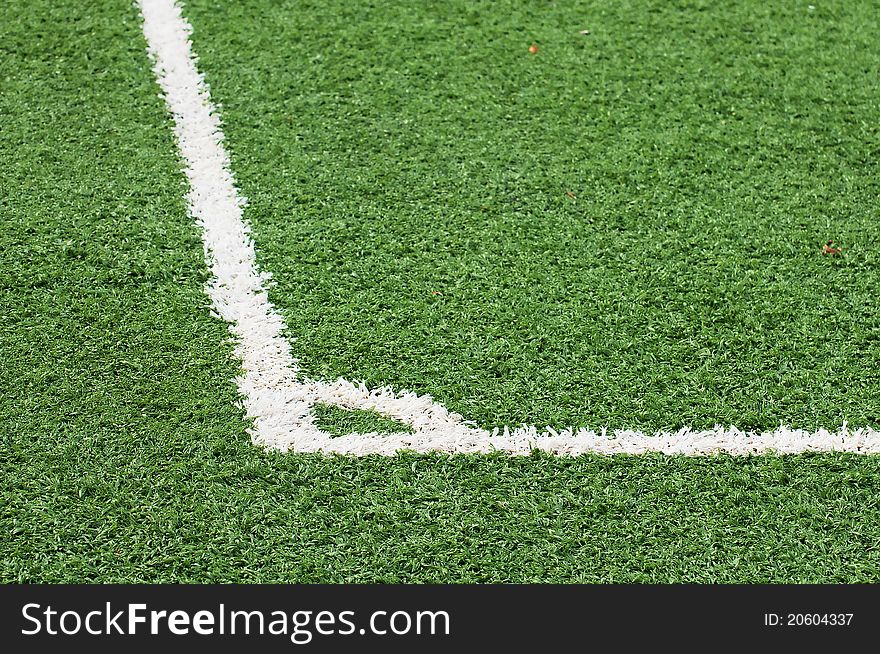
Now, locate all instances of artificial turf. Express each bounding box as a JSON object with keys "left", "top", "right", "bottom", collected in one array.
[
  {"left": 313, "top": 404, "right": 413, "bottom": 437},
  {"left": 182, "top": 0, "right": 880, "bottom": 432},
  {"left": 2, "top": 0, "right": 880, "bottom": 583}
]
